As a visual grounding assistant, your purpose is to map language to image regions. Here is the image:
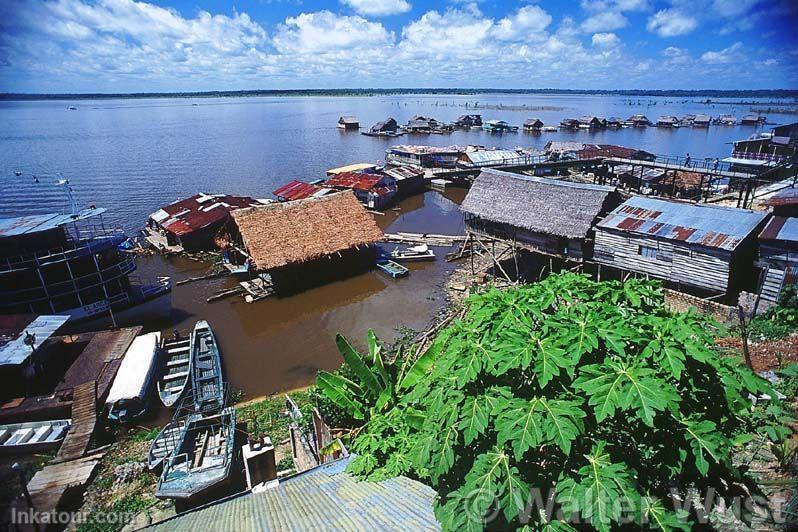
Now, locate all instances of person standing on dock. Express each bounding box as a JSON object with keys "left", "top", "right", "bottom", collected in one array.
[{"left": 685, "top": 153, "right": 691, "bottom": 167}]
